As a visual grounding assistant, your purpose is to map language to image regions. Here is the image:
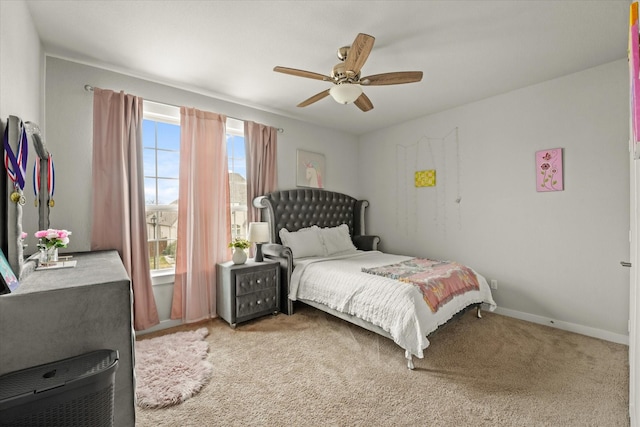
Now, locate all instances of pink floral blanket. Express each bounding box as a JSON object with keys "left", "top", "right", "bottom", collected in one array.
[{"left": 362, "top": 258, "right": 480, "bottom": 312}]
